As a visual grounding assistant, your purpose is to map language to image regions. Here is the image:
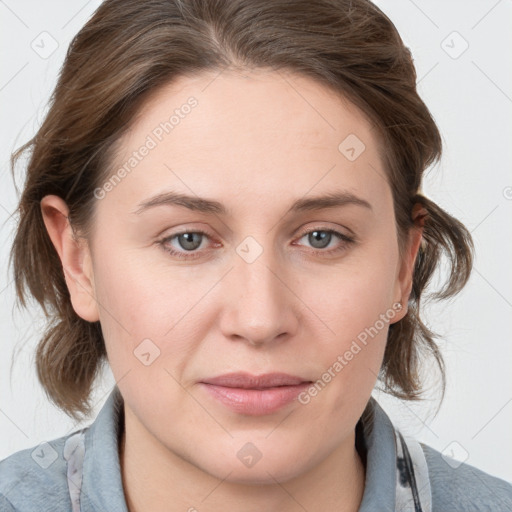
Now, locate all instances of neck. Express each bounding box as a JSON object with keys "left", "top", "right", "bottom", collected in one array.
[{"left": 119, "top": 407, "right": 366, "bottom": 512}]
